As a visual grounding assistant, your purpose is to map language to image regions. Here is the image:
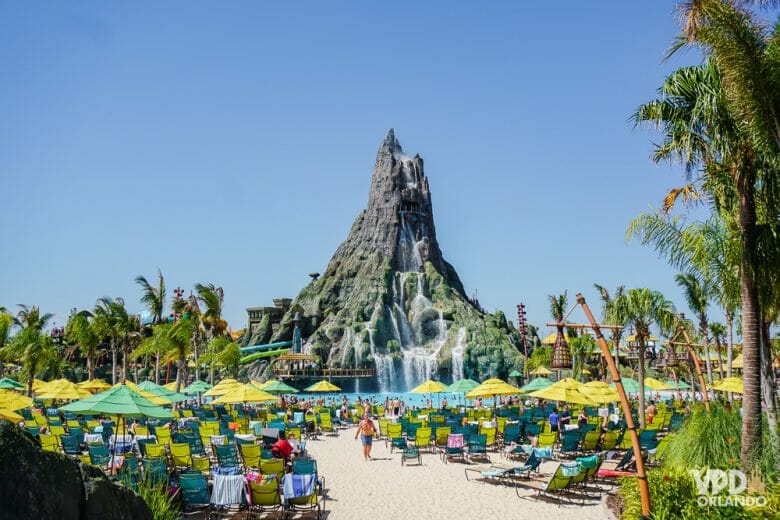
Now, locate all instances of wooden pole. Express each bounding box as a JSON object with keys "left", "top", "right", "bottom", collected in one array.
[
  {"left": 577, "top": 294, "right": 651, "bottom": 519},
  {"left": 679, "top": 327, "right": 710, "bottom": 411}
]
